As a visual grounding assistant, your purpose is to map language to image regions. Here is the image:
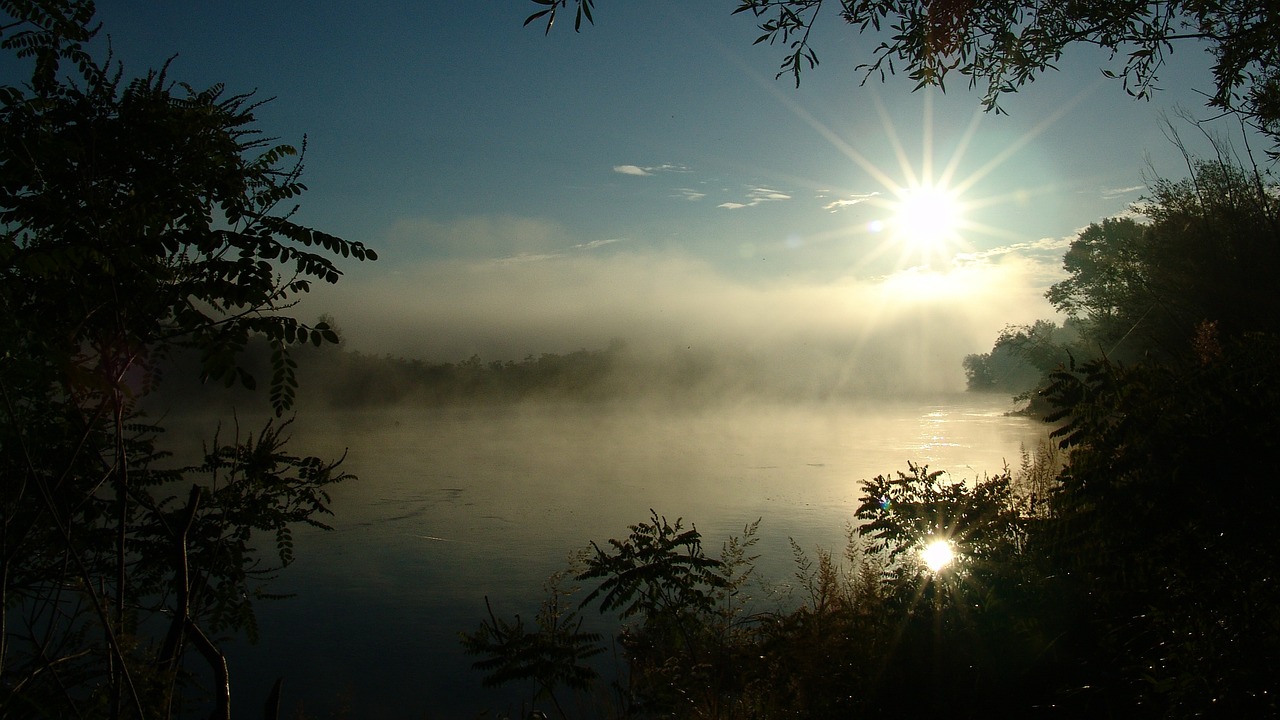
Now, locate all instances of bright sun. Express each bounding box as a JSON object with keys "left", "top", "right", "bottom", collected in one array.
[
  {"left": 891, "top": 182, "right": 964, "bottom": 262},
  {"left": 759, "top": 88, "right": 1076, "bottom": 283},
  {"left": 920, "top": 538, "right": 955, "bottom": 573}
]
